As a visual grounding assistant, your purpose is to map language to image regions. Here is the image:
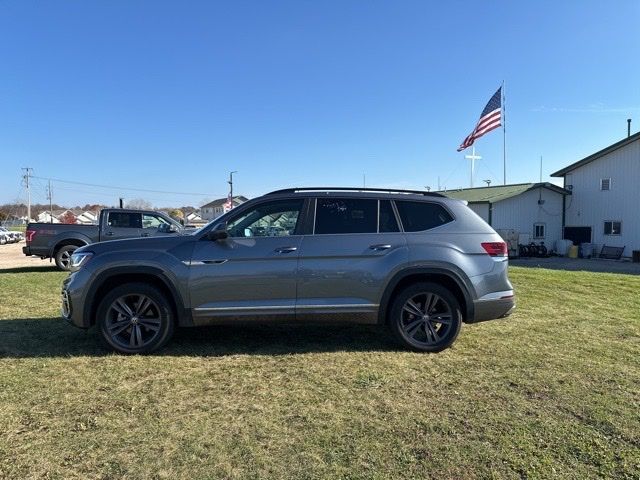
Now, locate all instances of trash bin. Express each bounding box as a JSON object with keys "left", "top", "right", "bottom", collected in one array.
[{"left": 633, "top": 250, "right": 640, "bottom": 263}]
